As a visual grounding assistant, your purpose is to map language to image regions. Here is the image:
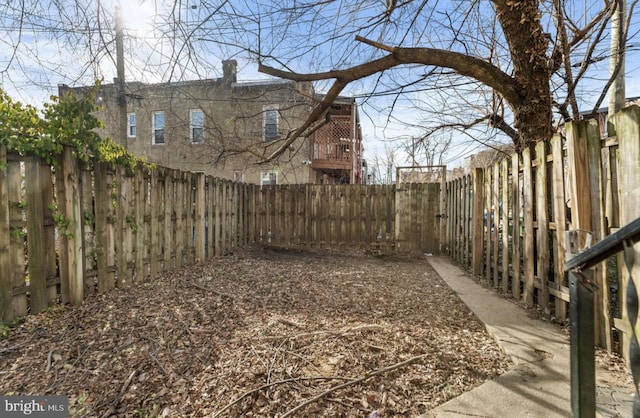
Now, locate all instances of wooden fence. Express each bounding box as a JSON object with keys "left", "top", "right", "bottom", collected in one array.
[
  {"left": 0, "top": 146, "right": 255, "bottom": 321},
  {"left": 0, "top": 148, "right": 440, "bottom": 321},
  {"left": 255, "top": 183, "right": 440, "bottom": 253},
  {"left": 445, "top": 105, "right": 640, "bottom": 355}
]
